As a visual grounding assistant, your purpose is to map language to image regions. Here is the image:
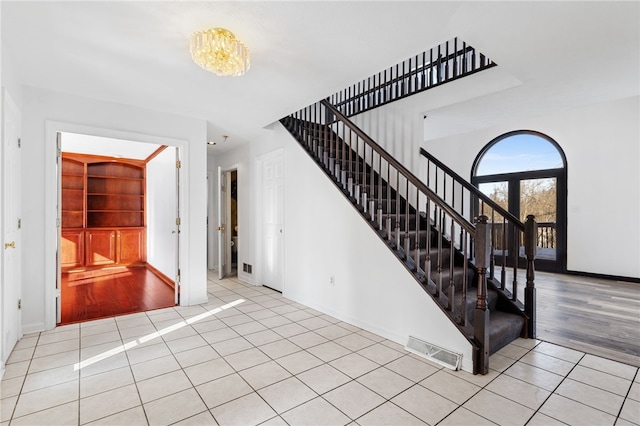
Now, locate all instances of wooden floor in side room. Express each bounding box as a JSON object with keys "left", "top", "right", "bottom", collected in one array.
[{"left": 60, "top": 266, "right": 175, "bottom": 325}]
